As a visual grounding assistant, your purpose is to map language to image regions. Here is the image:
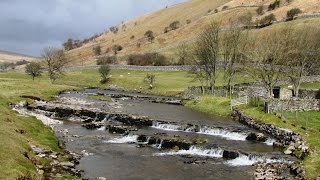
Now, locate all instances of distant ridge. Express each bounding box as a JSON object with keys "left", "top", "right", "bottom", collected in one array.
[{"left": 0, "top": 50, "right": 35, "bottom": 58}]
